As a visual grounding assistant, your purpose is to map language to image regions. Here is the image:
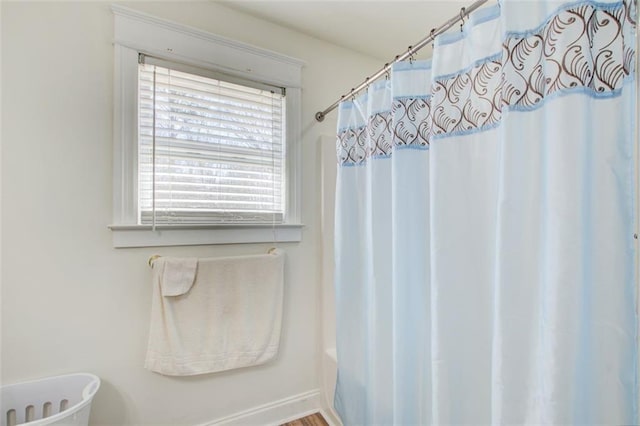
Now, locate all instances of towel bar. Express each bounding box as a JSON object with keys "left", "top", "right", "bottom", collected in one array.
[
  {"left": 148, "top": 255, "right": 162, "bottom": 267},
  {"left": 148, "top": 248, "right": 278, "bottom": 268}
]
